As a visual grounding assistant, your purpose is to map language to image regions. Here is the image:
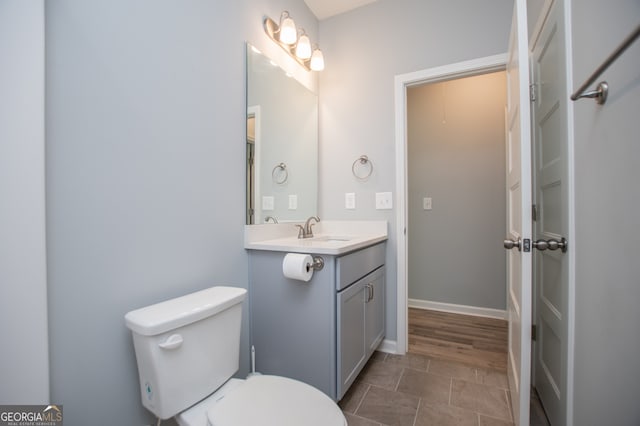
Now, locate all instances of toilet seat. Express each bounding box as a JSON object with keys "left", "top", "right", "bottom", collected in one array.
[{"left": 207, "top": 375, "right": 346, "bottom": 426}]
